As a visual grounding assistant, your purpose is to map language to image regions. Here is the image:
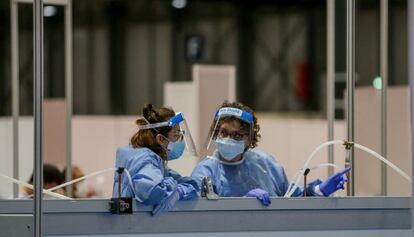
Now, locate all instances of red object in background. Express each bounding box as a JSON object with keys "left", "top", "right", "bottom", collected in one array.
[{"left": 295, "top": 62, "right": 311, "bottom": 102}]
